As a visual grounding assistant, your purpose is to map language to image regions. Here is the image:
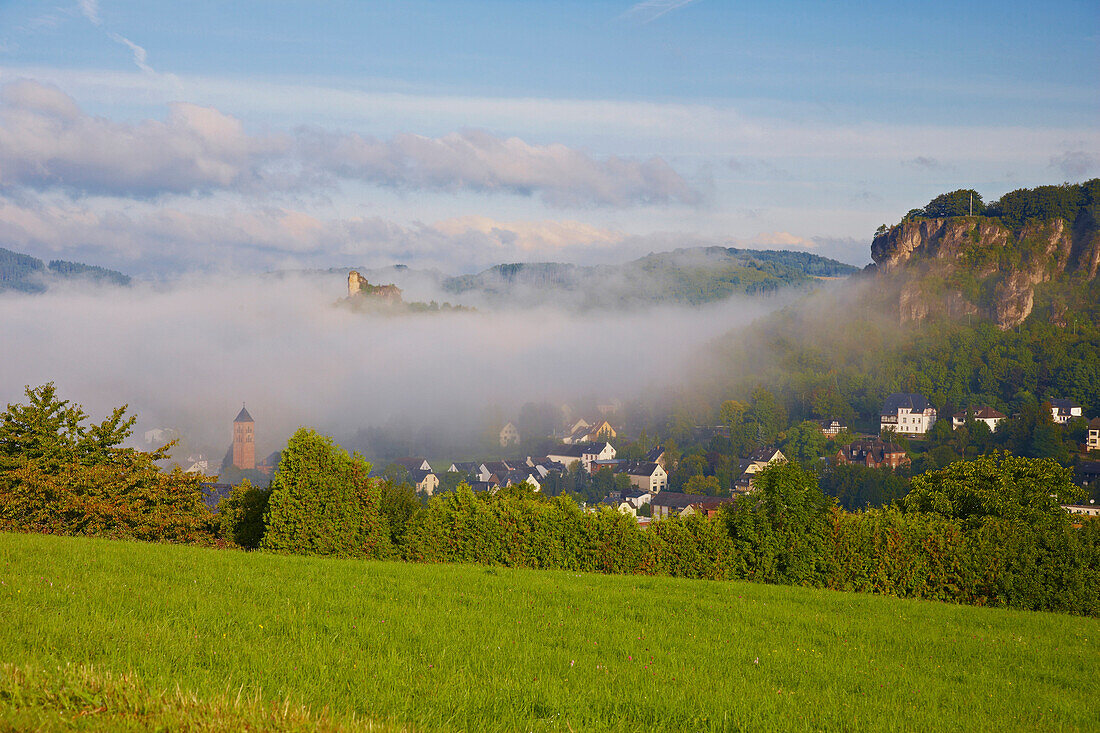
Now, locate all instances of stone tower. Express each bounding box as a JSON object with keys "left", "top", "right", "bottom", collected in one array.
[{"left": 232, "top": 406, "right": 255, "bottom": 470}]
